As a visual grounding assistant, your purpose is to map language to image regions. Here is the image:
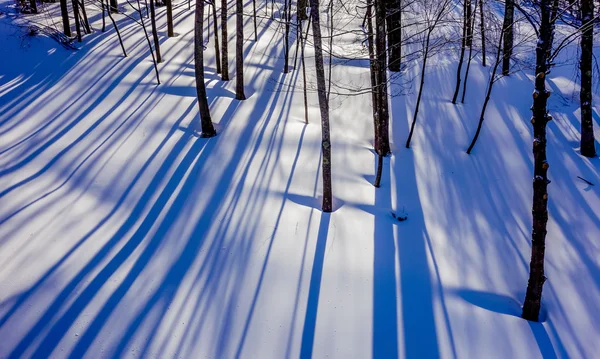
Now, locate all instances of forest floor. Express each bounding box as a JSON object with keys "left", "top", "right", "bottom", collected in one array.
[{"left": 0, "top": 0, "right": 599, "bottom": 357}]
